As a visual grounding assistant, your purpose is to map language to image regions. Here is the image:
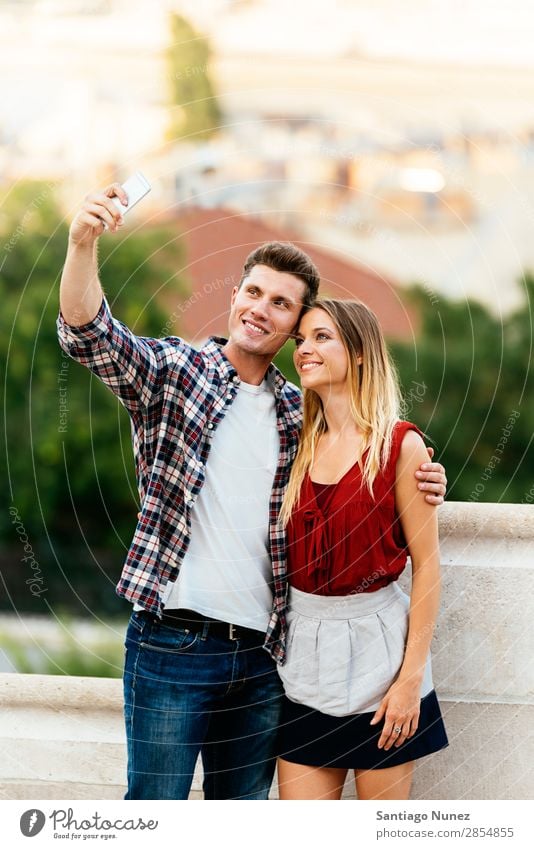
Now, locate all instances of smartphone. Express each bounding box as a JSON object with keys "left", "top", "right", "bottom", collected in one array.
[{"left": 103, "top": 171, "right": 151, "bottom": 228}]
